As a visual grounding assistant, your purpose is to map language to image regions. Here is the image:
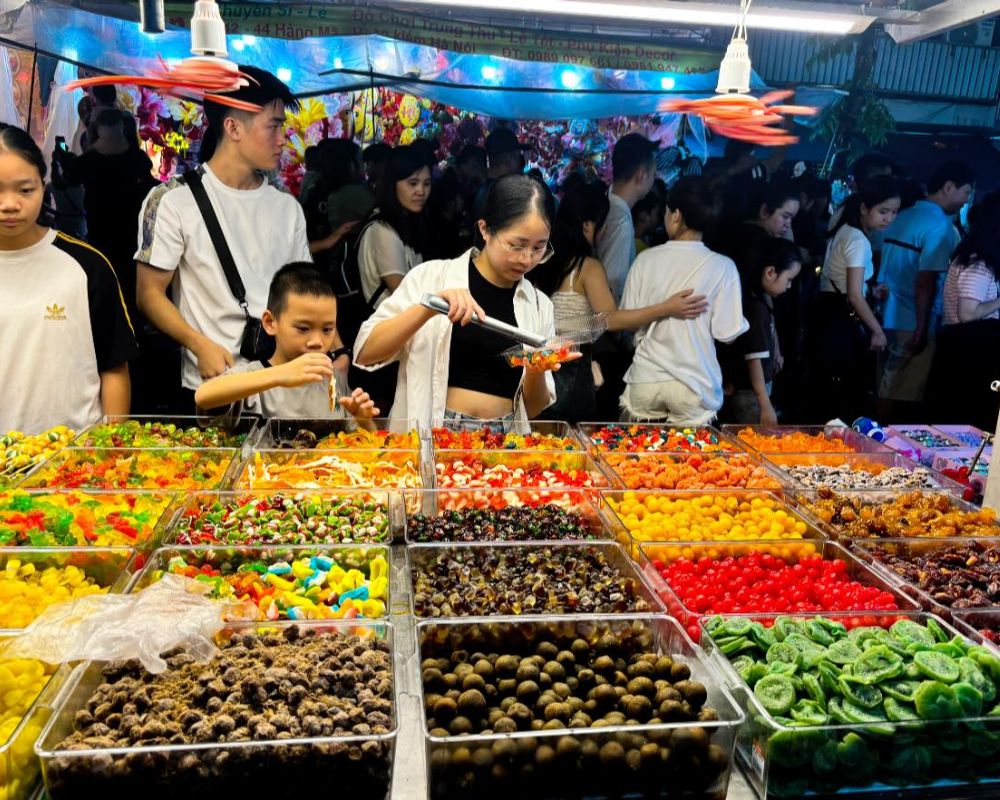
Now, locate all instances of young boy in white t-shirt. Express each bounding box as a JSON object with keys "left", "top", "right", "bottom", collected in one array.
[{"left": 195, "top": 263, "right": 377, "bottom": 420}]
